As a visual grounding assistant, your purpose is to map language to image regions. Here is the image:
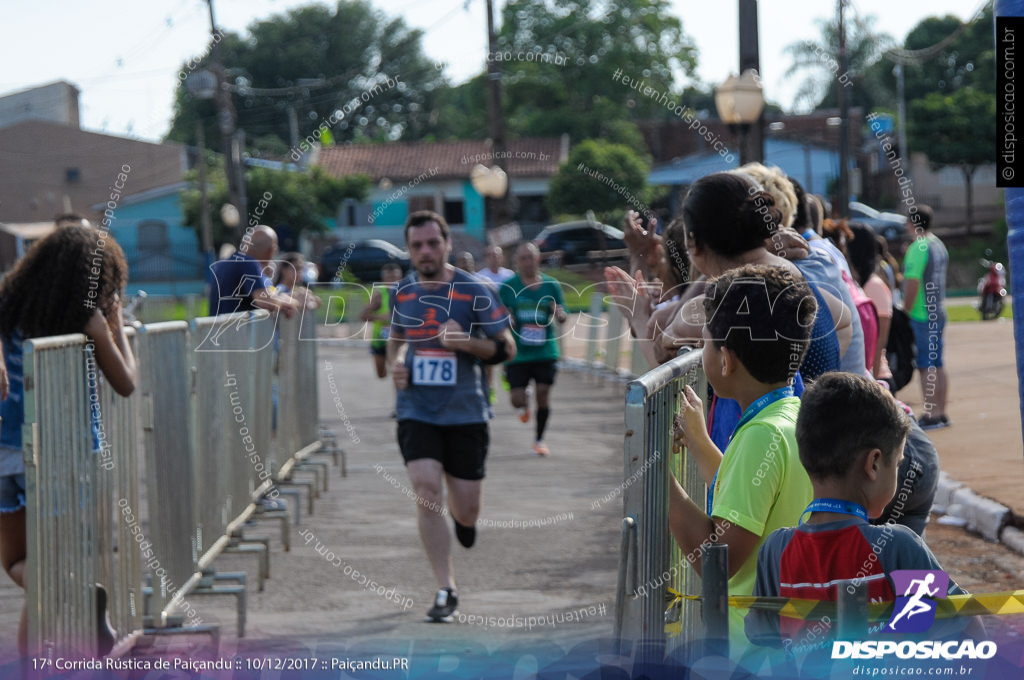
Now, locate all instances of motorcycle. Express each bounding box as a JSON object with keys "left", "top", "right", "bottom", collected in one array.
[{"left": 977, "top": 252, "right": 1007, "bottom": 321}]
